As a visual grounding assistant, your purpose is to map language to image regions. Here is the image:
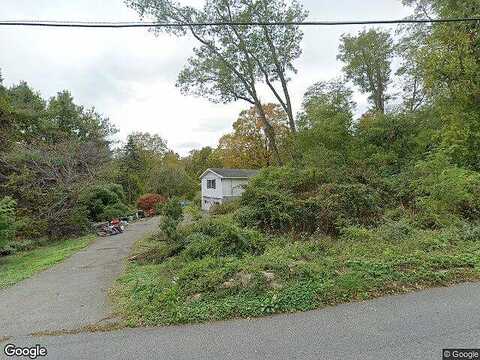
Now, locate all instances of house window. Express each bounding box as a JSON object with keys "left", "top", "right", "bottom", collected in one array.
[{"left": 207, "top": 179, "right": 216, "bottom": 189}]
